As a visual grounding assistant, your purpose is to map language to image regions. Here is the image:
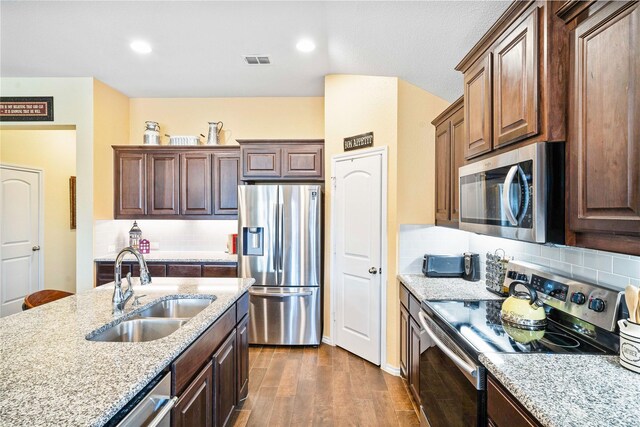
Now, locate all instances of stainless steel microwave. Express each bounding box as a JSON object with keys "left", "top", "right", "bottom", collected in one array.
[{"left": 458, "top": 142, "right": 565, "bottom": 244}]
